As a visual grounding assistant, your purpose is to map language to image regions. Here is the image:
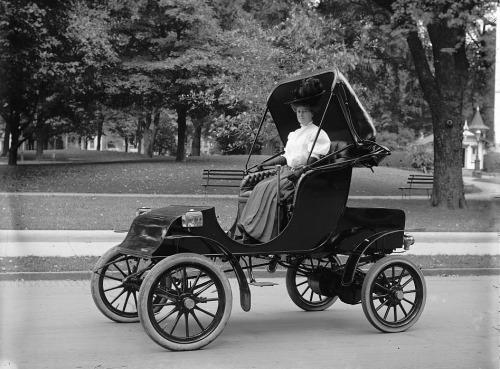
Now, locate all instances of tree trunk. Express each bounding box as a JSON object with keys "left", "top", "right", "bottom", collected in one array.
[
  {"left": 176, "top": 106, "right": 187, "bottom": 162},
  {"left": 96, "top": 113, "right": 104, "bottom": 151},
  {"left": 2, "top": 124, "right": 10, "bottom": 157},
  {"left": 7, "top": 110, "right": 20, "bottom": 165},
  {"left": 35, "top": 116, "right": 45, "bottom": 161},
  {"left": 136, "top": 117, "right": 144, "bottom": 155},
  {"left": 191, "top": 120, "right": 202, "bottom": 156},
  {"left": 147, "top": 110, "right": 161, "bottom": 158},
  {"left": 406, "top": 23, "right": 468, "bottom": 209},
  {"left": 143, "top": 112, "right": 153, "bottom": 157}
]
